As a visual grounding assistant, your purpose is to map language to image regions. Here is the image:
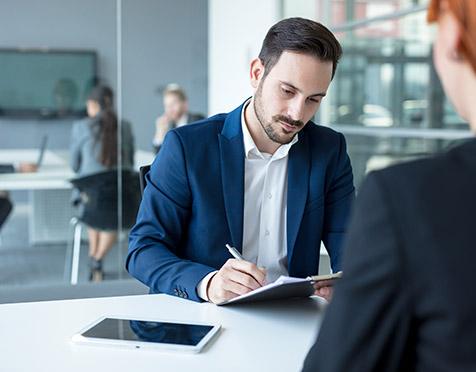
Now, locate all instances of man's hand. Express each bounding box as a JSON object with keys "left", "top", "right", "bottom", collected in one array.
[
  {"left": 155, "top": 114, "right": 170, "bottom": 129},
  {"left": 207, "top": 259, "right": 267, "bottom": 304},
  {"left": 313, "top": 279, "right": 335, "bottom": 302},
  {"left": 153, "top": 114, "right": 171, "bottom": 145}
]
